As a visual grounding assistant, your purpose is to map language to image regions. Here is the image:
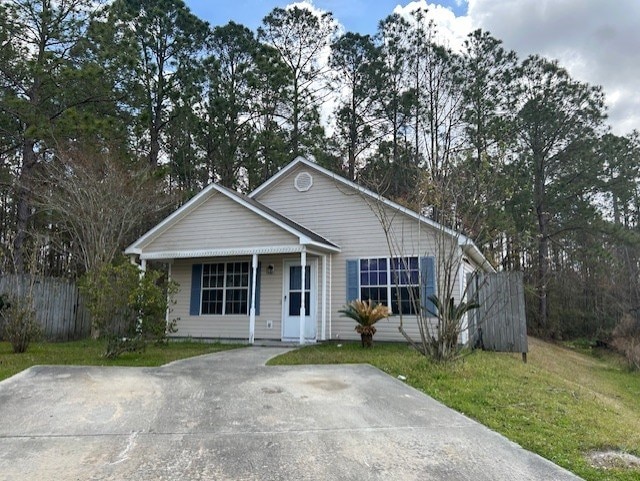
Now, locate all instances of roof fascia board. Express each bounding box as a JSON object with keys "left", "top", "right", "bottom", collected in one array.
[
  {"left": 140, "top": 245, "right": 306, "bottom": 260},
  {"left": 303, "top": 239, "right": 341, "bottom": 253}
]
